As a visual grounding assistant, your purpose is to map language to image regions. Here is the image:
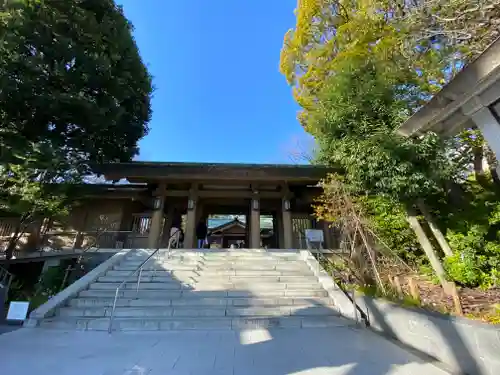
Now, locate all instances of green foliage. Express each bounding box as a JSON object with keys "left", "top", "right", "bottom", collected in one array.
[
  {"left": 0, "top": 160, "right": 81, "bottom": 258},
  {"left": 357, "top": 282, "right": 422, "bottom": 308},
  {"left": 281, "top": 0, "right": 500, "bottom": 297},
  {"left": 357, "top": 195, "right": 421, "bottom": 262},
  {"left": 0, "top": 0, "right": 152, "bottom": 256},
  {"left": 0, "top": 164, "right": 73, "bottom": 218},
  {"left": 28, "top": 293, "right": 49, "bottom": 311},
  {"left": 311, "top": 63, "right": 461, "bottom": 203},
  {"left": 35, "top": 264, "right": 67, "bottom": 297},
  {"left": 0, "top": 0, "right": 153, "bottom": 170},
  {"left": 443, "top": 215, "right": 500, "bottom": 289},
  {"left": 418, "top": 263, "right": 442, "bottom": 285}
]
